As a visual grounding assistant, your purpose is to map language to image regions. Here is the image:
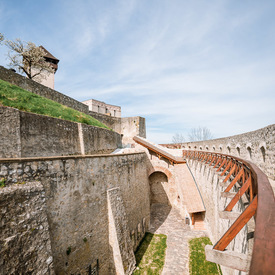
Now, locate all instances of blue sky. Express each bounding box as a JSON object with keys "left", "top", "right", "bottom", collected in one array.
[{"left": 0, "top": 0, "right": 274, "bottom": 143}]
